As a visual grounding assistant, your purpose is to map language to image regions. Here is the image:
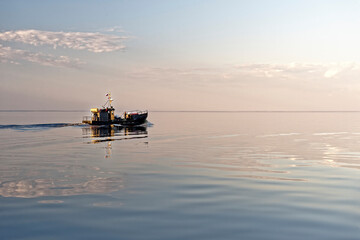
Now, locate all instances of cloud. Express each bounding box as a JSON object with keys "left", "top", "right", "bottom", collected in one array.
[
  {"left": 124, "top": 66, "right": 224, "bottom": 87},
  {"left": 323, "top": 63, "right": 359, "bottom": 78},
  {"left": 0, "top": 44, "right": 83, "bottom": 68},
  {"left": 0, "top": 28, "right": 130, "bottom": 67},
  {"left": 102, "top": 26, "right": 124, "bottom": 33},
  {"left": 0, "top": 29, "right": 129, "bottom": 53},
  {"left": 324, "top": 68, "right": 339, "bottom": 78},
  {"left": 118, "top": 62, "right": 360, "bottom": 96},
  {"left": 234, "top": 62, "right": 360, "bottom": 79}
]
